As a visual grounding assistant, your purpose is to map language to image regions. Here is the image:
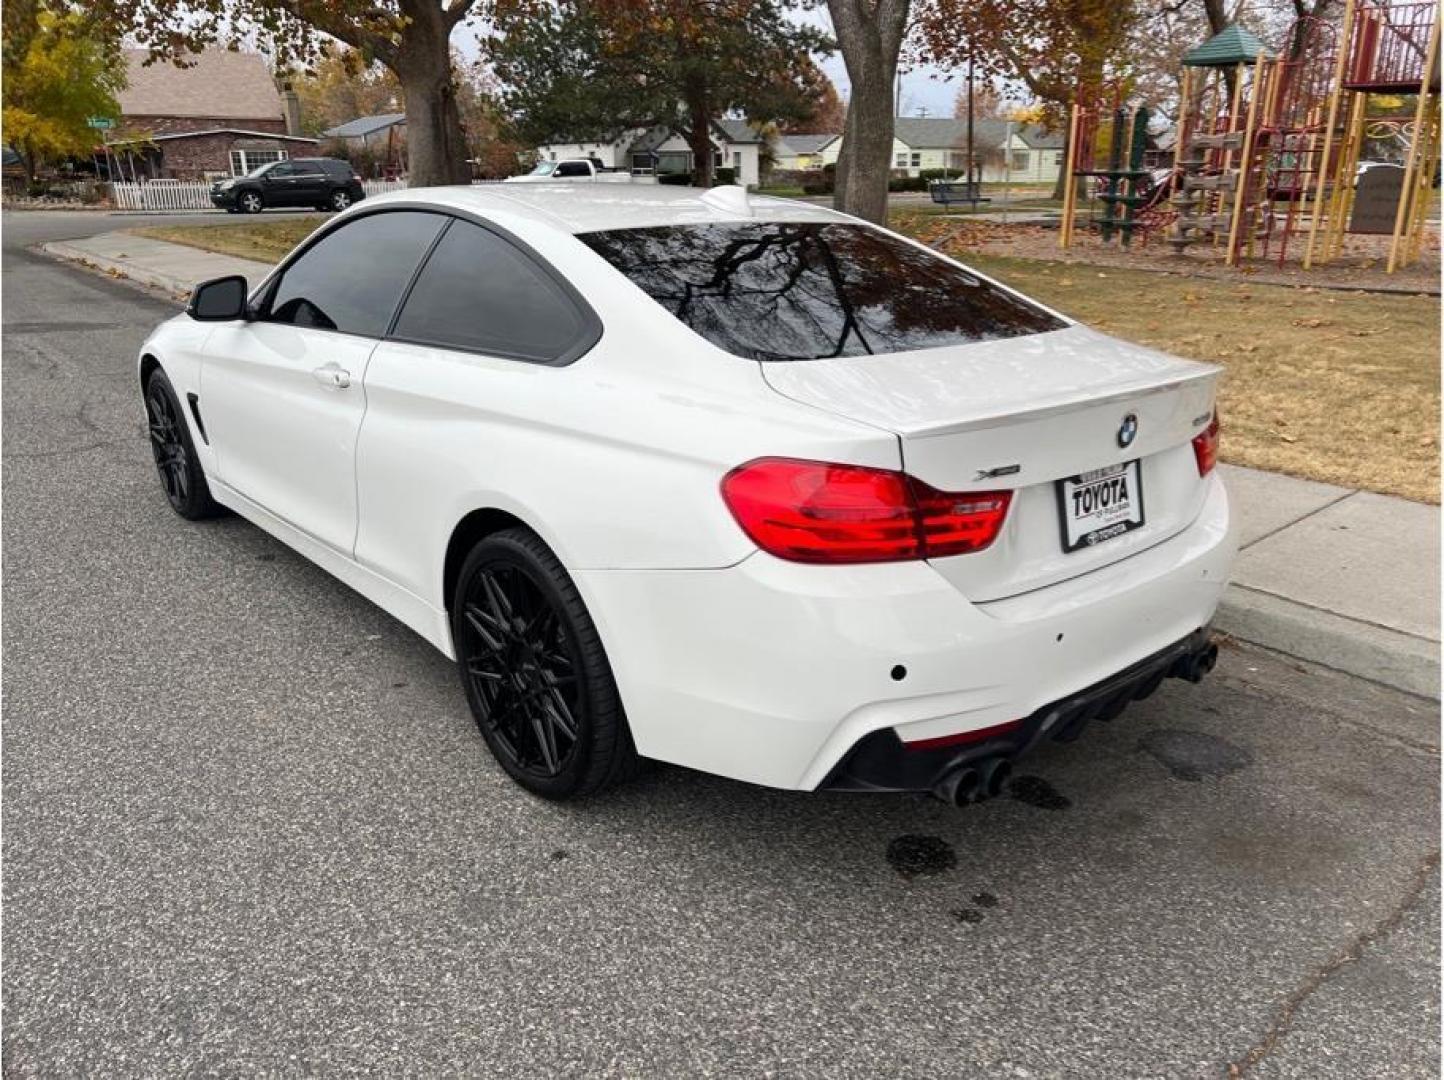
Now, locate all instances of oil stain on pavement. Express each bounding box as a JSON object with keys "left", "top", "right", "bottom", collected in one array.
[
  {"left": 1137, "top": 728, "right": 1253, "bottom": 781},
  {"left": 886, "top": 835, "right": 957, "bottom": 879},
  {"left": 1009, "top": 775, "right": 1072, "bottom": 810}
]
